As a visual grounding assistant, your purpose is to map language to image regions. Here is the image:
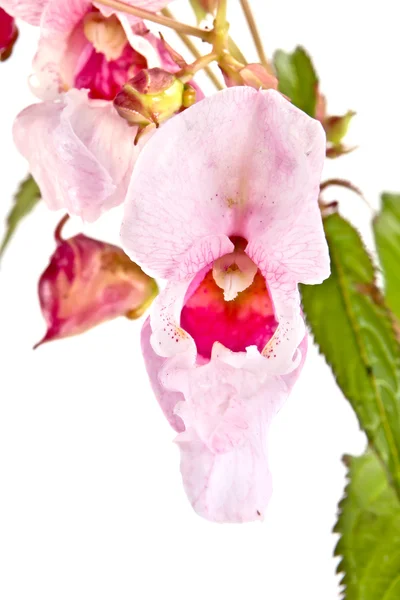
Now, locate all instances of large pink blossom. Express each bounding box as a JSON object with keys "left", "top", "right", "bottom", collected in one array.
[
  {"left": 121, "top": 87, "right": 330, "bottom": 522},
  {"left": 9, "top": 0, "right": 177, "bottom": 221}
]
